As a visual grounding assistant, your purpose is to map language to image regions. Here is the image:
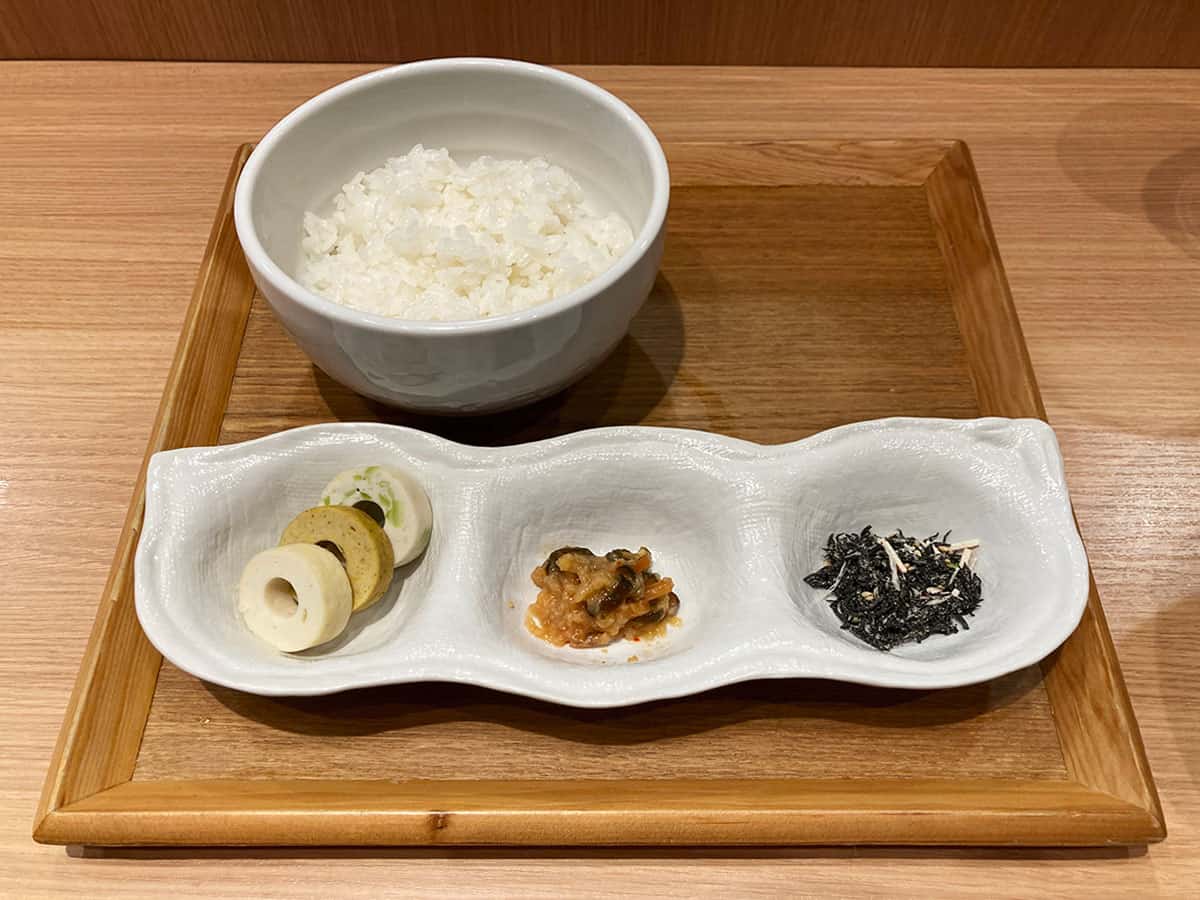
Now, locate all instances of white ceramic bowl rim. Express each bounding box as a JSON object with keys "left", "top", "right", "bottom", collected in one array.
[{"left": 233, "top": 57, "right": 671, "bottom": 336}]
